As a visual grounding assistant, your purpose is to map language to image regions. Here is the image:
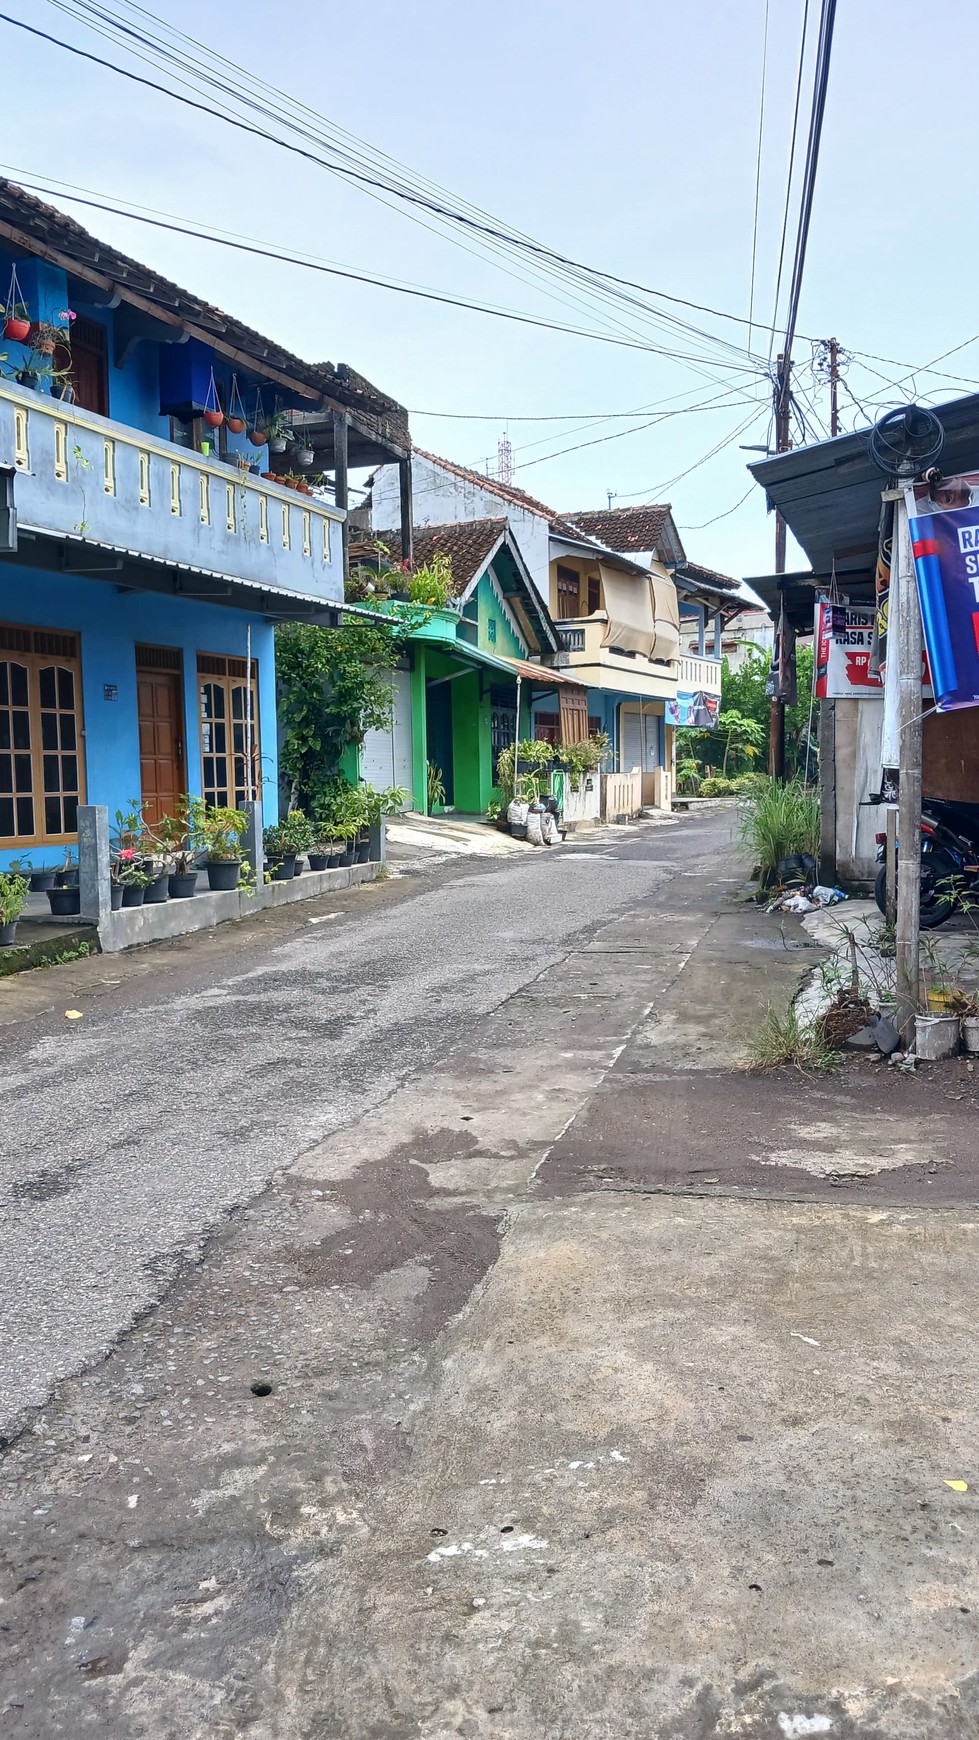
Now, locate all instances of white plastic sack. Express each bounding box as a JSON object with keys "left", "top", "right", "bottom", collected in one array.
[
  {"left": 507, "top": 800, "right": 529, "bottom": 827},
  {"left": 526, "top": 808, "right": 544, "bottom": 846},
  {"left": 811, "top": 885, "right": 847, "bottom": 907}
]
